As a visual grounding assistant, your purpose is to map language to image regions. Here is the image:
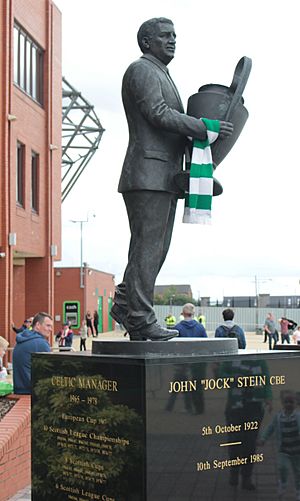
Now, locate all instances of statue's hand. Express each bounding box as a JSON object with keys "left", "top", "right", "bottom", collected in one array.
[{"left": 219, "top": 121, "right": 233, "bottom": 138}]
